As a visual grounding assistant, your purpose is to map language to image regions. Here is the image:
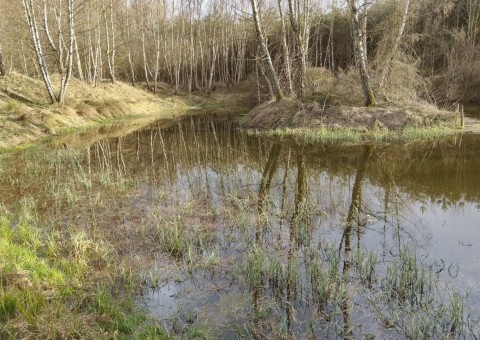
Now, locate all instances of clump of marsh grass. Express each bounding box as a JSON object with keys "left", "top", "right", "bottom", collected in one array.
[
  {"left": 305, "top": 244, "right": 342, "bottom": 305},
  {"left": 243, "top": 246, "right": 267, "bottom": 291},
  {"left": 366, "top": 245, "right": 479, "bottom": 338},
  {"left": 156, "top": 217, "right": 189, "bottom": 259}
]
